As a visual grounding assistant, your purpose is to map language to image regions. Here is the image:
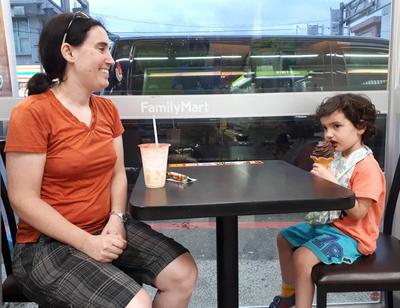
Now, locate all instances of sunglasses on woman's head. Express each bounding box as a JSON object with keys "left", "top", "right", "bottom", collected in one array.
[{"left": 61, "top": 11, "right": 90, "bottom": 45}]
